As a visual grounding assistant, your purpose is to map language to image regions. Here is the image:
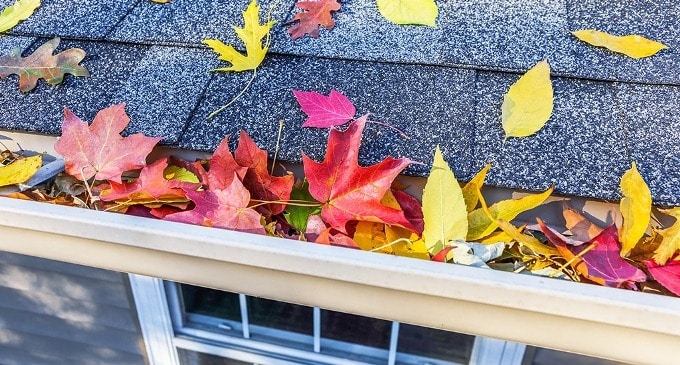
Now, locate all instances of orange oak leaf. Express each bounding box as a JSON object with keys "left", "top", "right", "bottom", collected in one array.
[
  {"left": 287, "top": 0, "right": 341, "bottom": 40},
  {"left": 234, "top": 131, "right": 294, "bottom": 216},
  {"left": 99, "top": 157, "right": 196, "bottom": 204},
  {"left": 54, "top": 104, "right": 161, "bottom": 183},
  {"left": 164, "top": 174, "right": 265, "bottom": 235},
  {"left": 302, "top": 115, "right": 415, "bottom": 233}
]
